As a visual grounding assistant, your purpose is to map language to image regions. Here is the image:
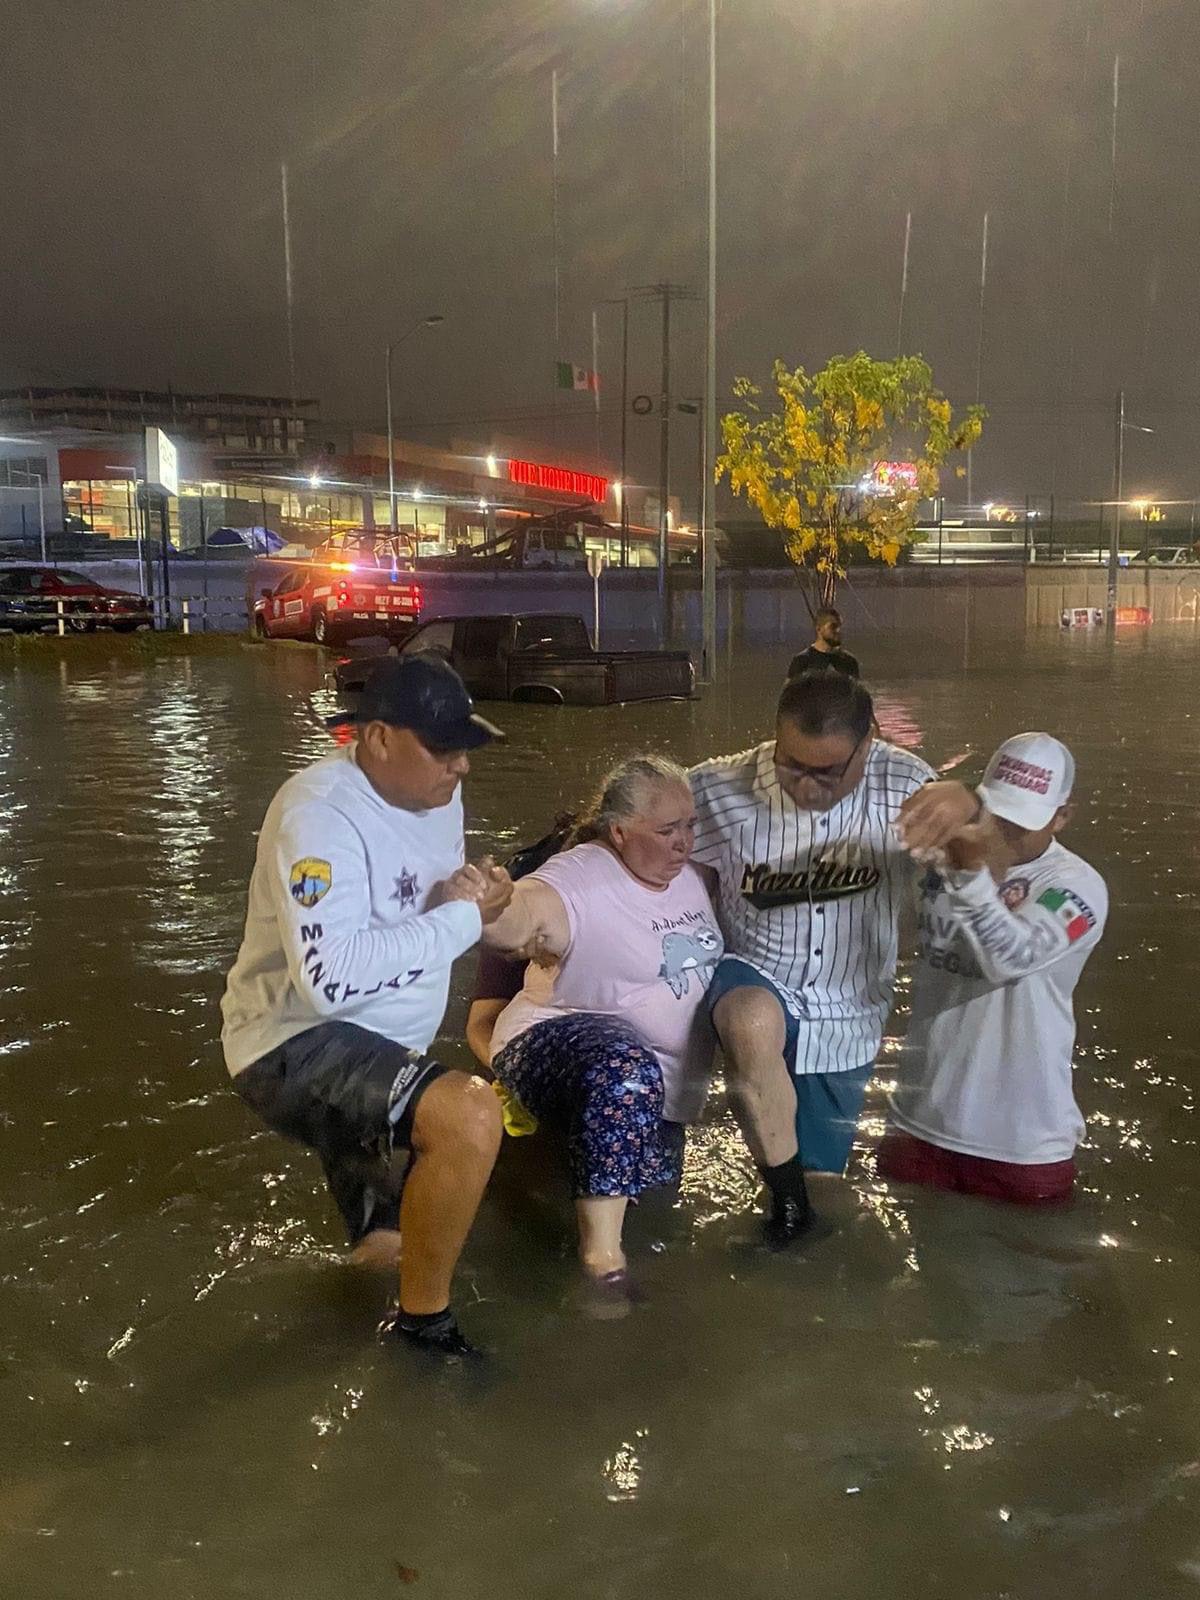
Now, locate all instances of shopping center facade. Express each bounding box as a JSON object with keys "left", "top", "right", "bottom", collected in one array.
[{"left": 0, "top": 385, "right": 688, "bottom": 567}]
